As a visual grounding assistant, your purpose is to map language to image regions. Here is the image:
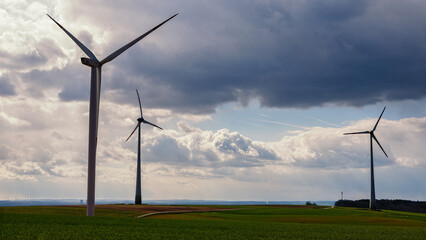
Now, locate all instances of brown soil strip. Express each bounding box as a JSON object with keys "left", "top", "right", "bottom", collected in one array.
[
  {"left": 135, "top": 208, "right": 238, "bottom": 218},
  {"left": 257, "top": 205, "right": 329, "bottom": 209},
  {"left": 60, "top": 204, "right": 233, "bottom": 214}
]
